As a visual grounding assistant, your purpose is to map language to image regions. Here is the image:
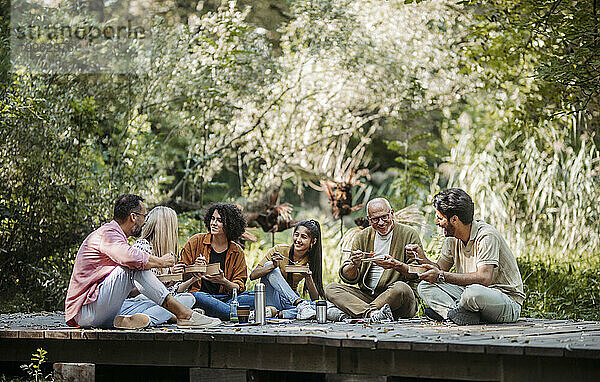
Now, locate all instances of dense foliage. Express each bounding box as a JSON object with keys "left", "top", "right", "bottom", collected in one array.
[{"left": 1, "top": 0, "right": 598, "bottom": 319}]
